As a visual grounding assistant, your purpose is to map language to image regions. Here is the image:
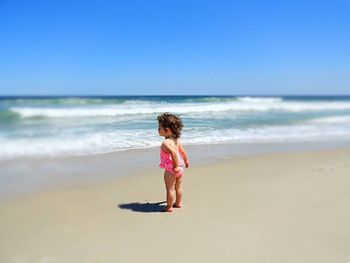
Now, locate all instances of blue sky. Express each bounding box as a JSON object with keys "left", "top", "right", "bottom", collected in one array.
[{"left": 0, "top": 0, "right": 349, "bottom": 95}]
